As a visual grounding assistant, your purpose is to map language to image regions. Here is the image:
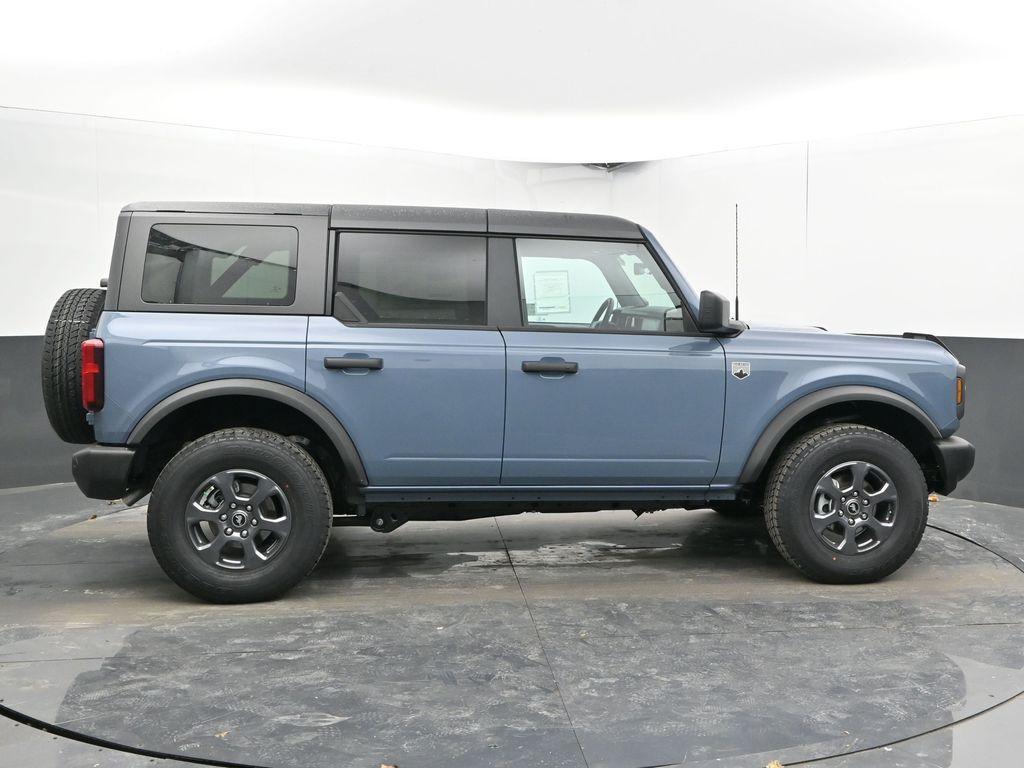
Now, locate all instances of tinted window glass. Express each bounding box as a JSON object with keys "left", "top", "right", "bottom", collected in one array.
[
  {"left": 516, "top": 239, "right": 686, "bottom": 333},
  {"left": 142, "top": 224, "right": 297, "bottom": 306},
  {"left": 336, "top": 233, "right": 486, "bottom": 325}
]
